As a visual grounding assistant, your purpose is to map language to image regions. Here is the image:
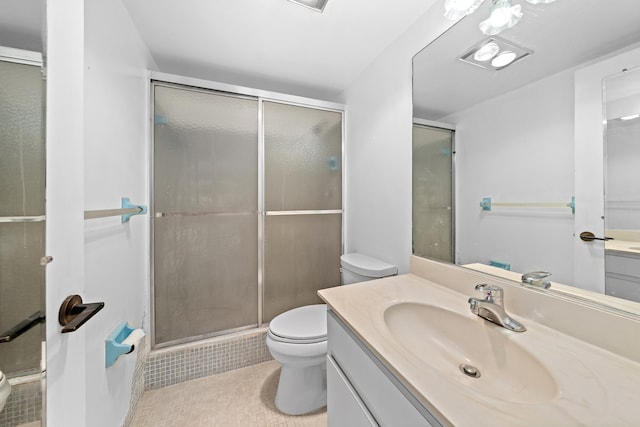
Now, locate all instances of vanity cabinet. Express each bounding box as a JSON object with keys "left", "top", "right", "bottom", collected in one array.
[{"left": 327, "top": 311, "right": 442, "bottom": 427}]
